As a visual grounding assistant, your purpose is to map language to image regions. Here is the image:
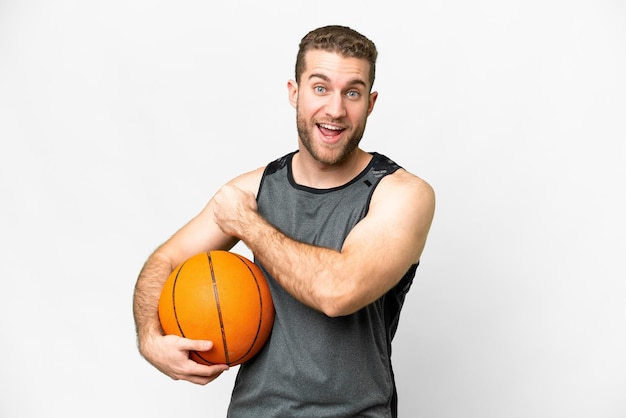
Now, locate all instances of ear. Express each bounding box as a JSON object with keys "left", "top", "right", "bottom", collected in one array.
[
  {"left": 367, "top": 91, "right": 378, "bottom": 116},
  {"left": 287, "top": 79, "right": 298, "bottom": 109}
]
